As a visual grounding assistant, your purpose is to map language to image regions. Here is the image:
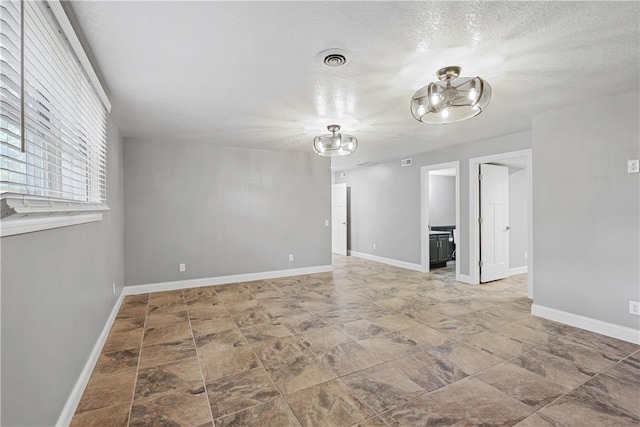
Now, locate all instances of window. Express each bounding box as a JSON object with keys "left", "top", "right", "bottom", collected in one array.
[{"left": 0, "top": 0, "right": 111, "bottom": 236}]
